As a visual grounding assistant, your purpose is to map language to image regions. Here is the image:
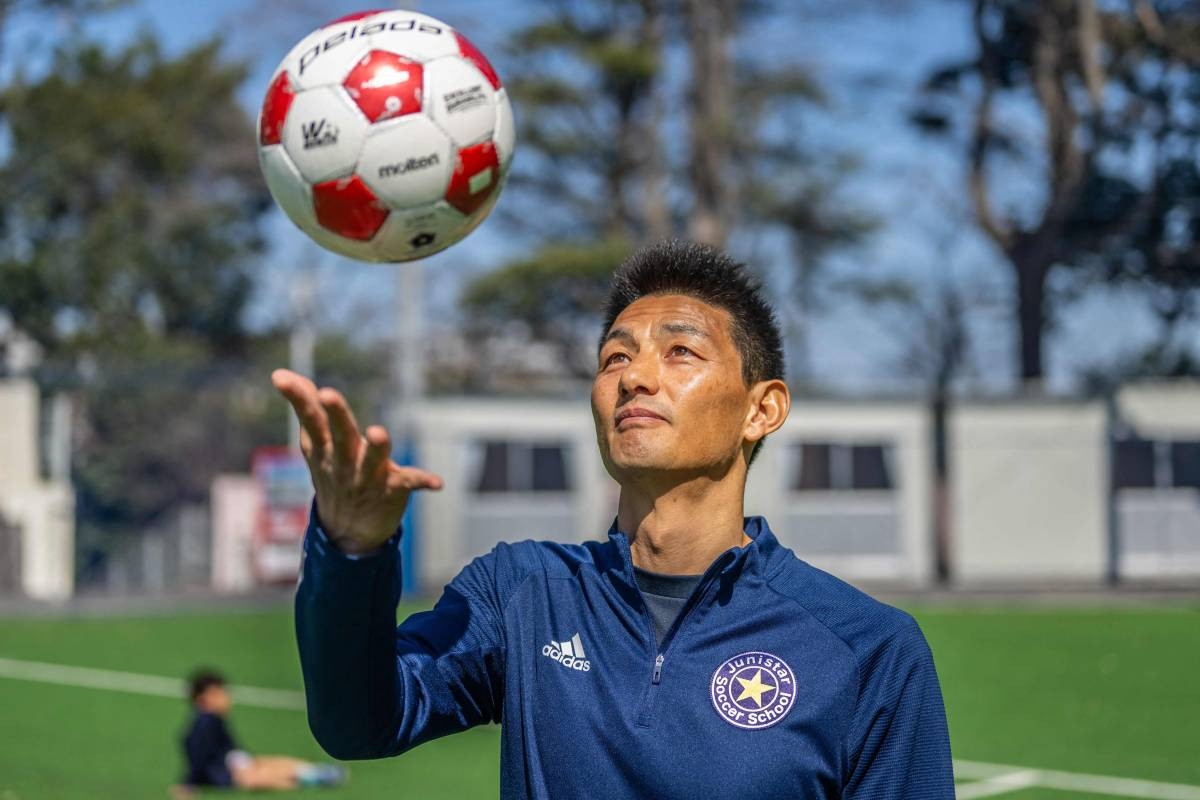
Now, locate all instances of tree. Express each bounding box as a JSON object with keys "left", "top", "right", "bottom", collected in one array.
[
  {"left": 459, "top": 0, "right": 869, "bottom": 392},
  {"left": 683, "top": 0, "right": 736, "bottom": 246},
  {"left": 0, "top": 36, "right": 268, "bottom": 361},
  {"left": 0, "top": 35, "right": 275, "bottom": 573},
  {"left": 495, "top": 0, "right": 668, "bottom": 242},
  {"left": 460, "top": 239, "right": 632, "bottom": 384},
  {"left": 71, "top": 331, "right": 389, "bottom": 565},
  {"left": 914, "top": 0, "right": 1200, "bottom": 383},
  {"left": 836, "top": 189, "right": 1007, "bottom": 582}
]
